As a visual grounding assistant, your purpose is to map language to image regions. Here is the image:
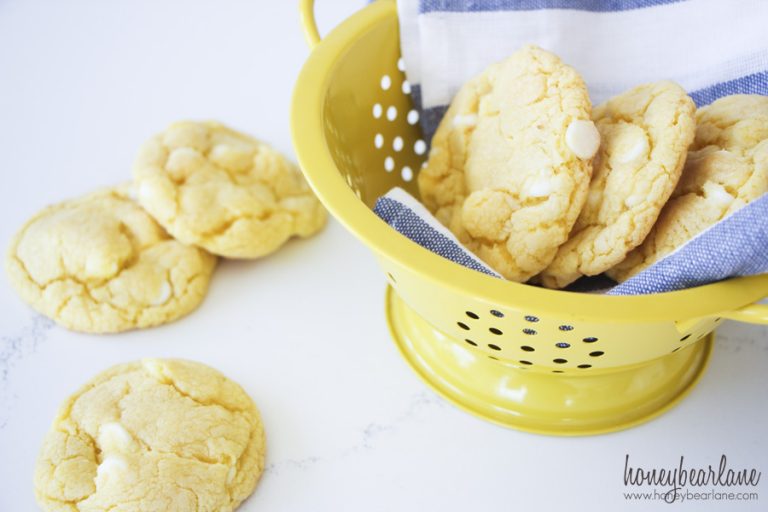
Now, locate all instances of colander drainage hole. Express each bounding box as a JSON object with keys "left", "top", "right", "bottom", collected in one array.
[
  {"left": 464, "top": 339, "right": 477, "bottom": 346},
  {"left": 680, "top": 334, "right": 691, "bottom": 341},
  {"left": 488, "top": 344, "right": 501, "bottom": 351},
  {"left": 577, "top": 364, "right": 592, "bottom": 369},
  {"left": 524, "top": 315, "right": 539, "bottom": 322},
  {"left": 519, "top": 360, "right": 533, "bottom": 365},
  {"left": 386, "top": 106, "right": 397, "bottom": 121},
  {"left": 671, "top": 347, "right": 681, "bottom": 353},
  {"left": 589, "top": 351, "right": 604, "bottom": 357},
  {"left": 380, "top": 75, "right": 391, "bottom": 90},
  {"left": 553, "top": 358, "right": 568, "bottom": 364},
  {"left": 372, "top": 103, "right": 382, "bottom": 118},
  {"left": 522, "top": 328, "right": 537, "bottom": 335},
  {"left": 457, "top": 322, "right": 470, "bottom": 330},
  {"left": 559, "top": 325, "right": 574, "bottom": 331},
  {"left": 555, "top": 342, "right": 570, "bottom": 348},
  {"left": 488, "top": 356, "right": 499, "bottom": 361},
  {"left": 489, "top": 327, "right": 503, "bottom": 335},
  {"left": 407, "top": 109, "right": 420, "bottom": 125},
  {"left": 490, "top": 309, "right": 504, "bottom": 318},
  {"left": 552, "top": 370, "right": 564, "bottom": 373},
  {"left": 374, "top": 133, "right": 384, "bottom": 148},
  {"left": 384, "top": 157, "right": 395, "bottom": 172},
  {"left": 520, "top": 345, "right": 535, "bottom": 352},
  {"left": 583, "top": 337, "right": 598, "bottom": 343},
  {"left": 414, "top": 139, "right": 427, "bottom": 155},
  {"left": 401, "top": 166, "right": 413, "bottom": 182},
  {"left": 465, "top": 311, "right": 479, "bottom": 319}
]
